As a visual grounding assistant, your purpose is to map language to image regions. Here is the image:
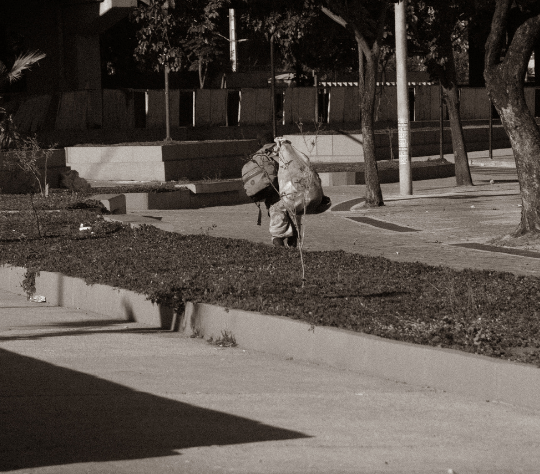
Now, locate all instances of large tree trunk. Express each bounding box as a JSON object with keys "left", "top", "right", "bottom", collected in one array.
[
  {"left": 320, "top": 3, "right": 384, "bottom": 207},
  {"left": 484, "top": 2, "right": 540, "bottom": 235},
  {"left": 358, "top": 41, "right": 383, "bottom": 206},
  {"left": 443, "top": 83, "right": 473, "bottom": 186},
  {"left": 360, "top": 61, "right": 383, "bottom": 207},
  {"left": 437, "top": 22, "right": 473, "bottom": 186}
]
